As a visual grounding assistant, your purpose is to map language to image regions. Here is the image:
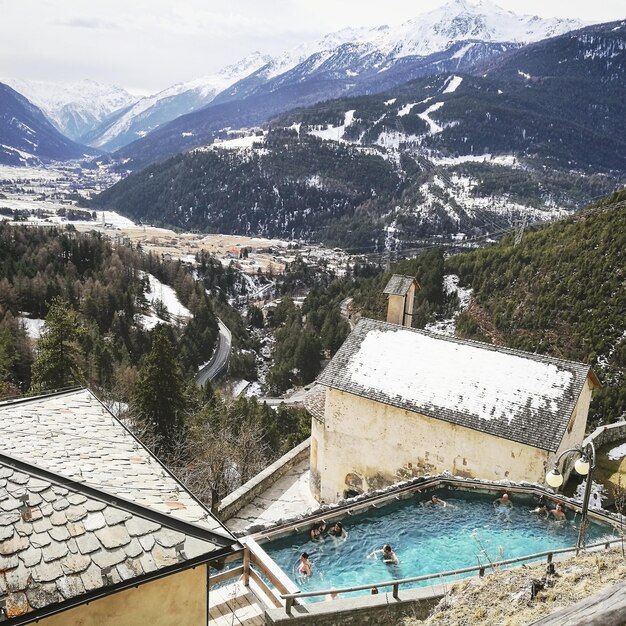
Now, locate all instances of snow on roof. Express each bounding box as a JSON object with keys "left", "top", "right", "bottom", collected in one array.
[{"left": 317, "top": 319, "right": 594, "bottom": 451}]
